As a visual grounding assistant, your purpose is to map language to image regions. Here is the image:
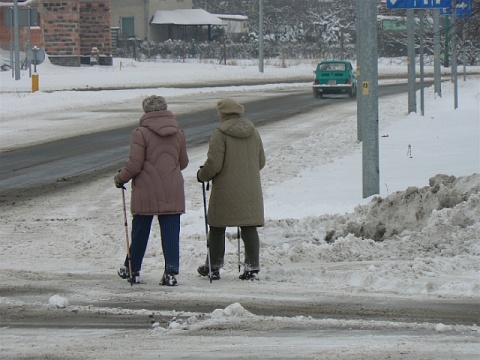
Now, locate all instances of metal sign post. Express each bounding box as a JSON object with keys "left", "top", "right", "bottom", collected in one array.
[
  {"left": 387, "top": 0, "right": 470, "bottom": 113},
  {"left": 433, "top": 9, "right": 442, "bottom": 97},
  {"left": 440, "top": 0, "right": 472, "bottom": 109},
  {"left": 451, "top": 0, "right": 458, "bottom": 109},
  {"left": 407, "top": 9, "right": 417, "bottom": 113},
  {"left": 27, "top": 46, "right": 45, "bottom": 92},
  {"left": 419, "top": 9, "right": 425, "bottom": 116}
]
